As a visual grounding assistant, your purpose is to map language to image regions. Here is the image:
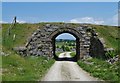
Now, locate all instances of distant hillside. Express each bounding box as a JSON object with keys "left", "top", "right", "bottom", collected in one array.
[{"left": 2, "top": 23, "right": 119, "bottom": 54}]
